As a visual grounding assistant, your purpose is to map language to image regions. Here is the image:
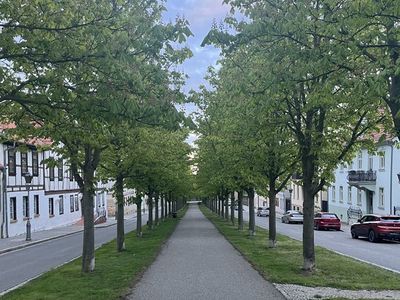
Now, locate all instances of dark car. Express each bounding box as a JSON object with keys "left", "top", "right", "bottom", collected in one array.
[
  {"left": 314, "top": 212, "right": 341, "bottom": 231},
  {"left": 351, "top": 214, "right": 400, "bottom": 242}
]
